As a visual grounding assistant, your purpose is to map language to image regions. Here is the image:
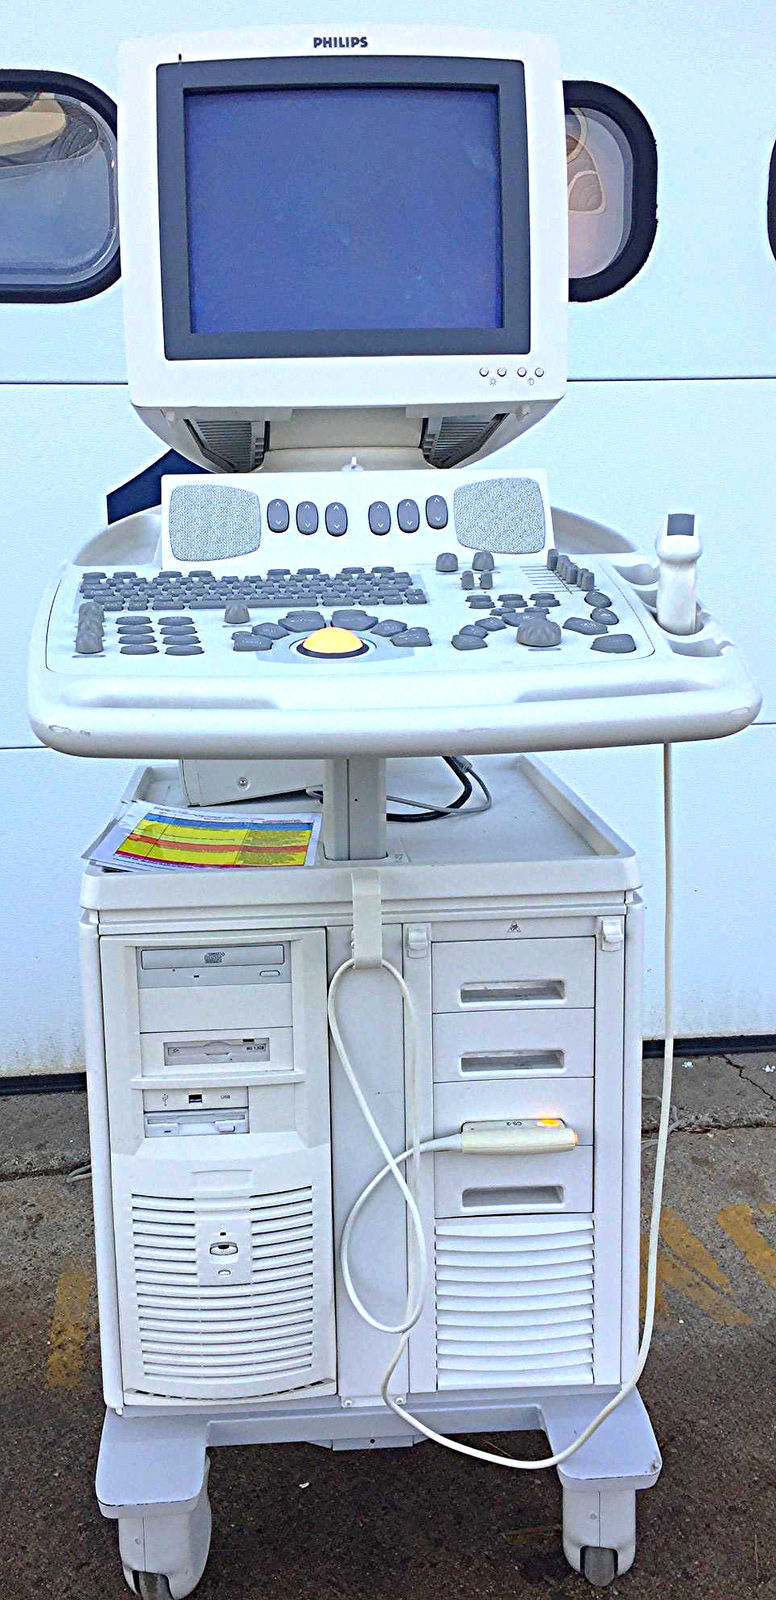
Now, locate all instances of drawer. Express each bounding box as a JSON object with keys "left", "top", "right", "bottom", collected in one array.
[
  {"left": 434, "top": 1144, "right": 593, "bottom": 1218},
  {"left": 432, "top": 938, "right": 594, "bottom": 1014},
  {"left": 434, "top": 1078, "right": 594, "bottom": 1146},
  {"left": 432, "top": 1008, "right": 594, "bottom": 1082},
  {"left": 138, "top": 982, "right": 293, "bottom": 1034}
]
